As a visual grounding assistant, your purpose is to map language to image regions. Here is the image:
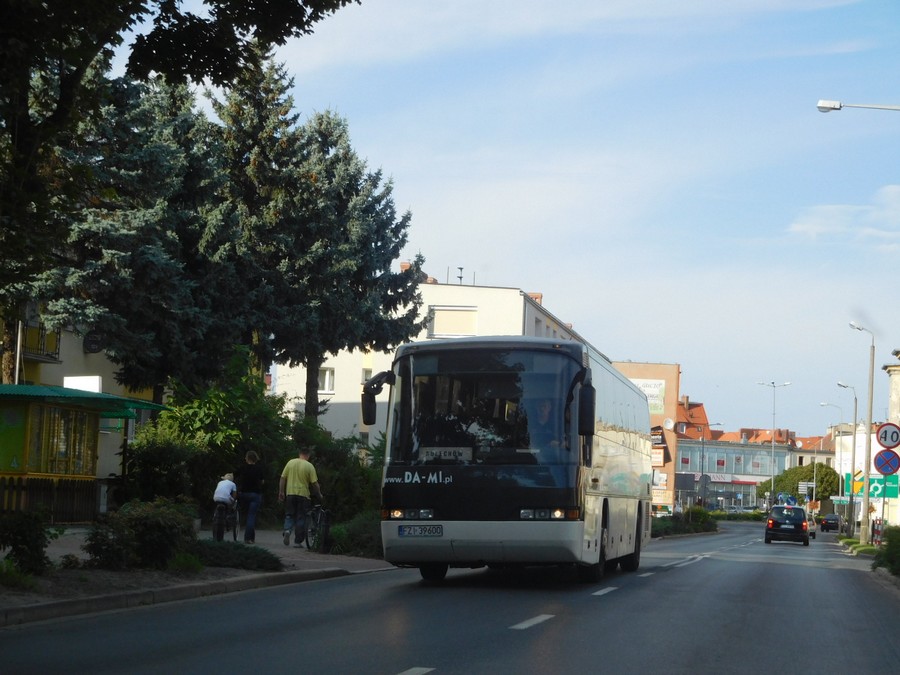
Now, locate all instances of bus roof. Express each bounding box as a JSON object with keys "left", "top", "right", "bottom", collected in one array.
[{"left": 394, "top": 336, "right": 604, "bottom": 363}]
